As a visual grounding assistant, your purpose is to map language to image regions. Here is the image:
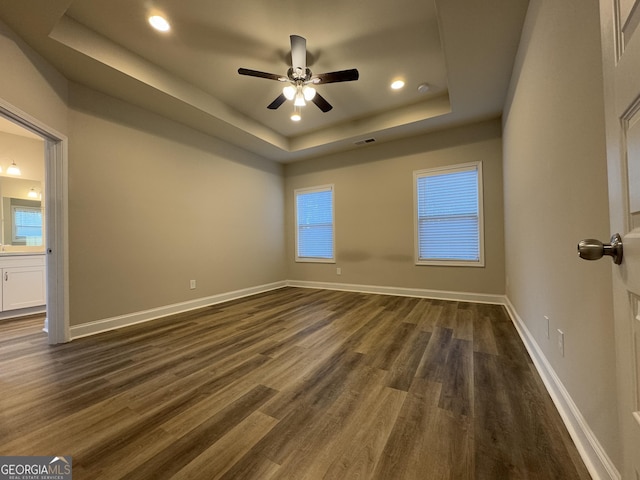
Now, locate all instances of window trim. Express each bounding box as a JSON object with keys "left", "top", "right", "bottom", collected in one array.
[
  {"left": 413, "top": 161, "right": 485, "bottom": 267},
  {"left": 294, "top": 184, "right": 335, "bottom": 263}
]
